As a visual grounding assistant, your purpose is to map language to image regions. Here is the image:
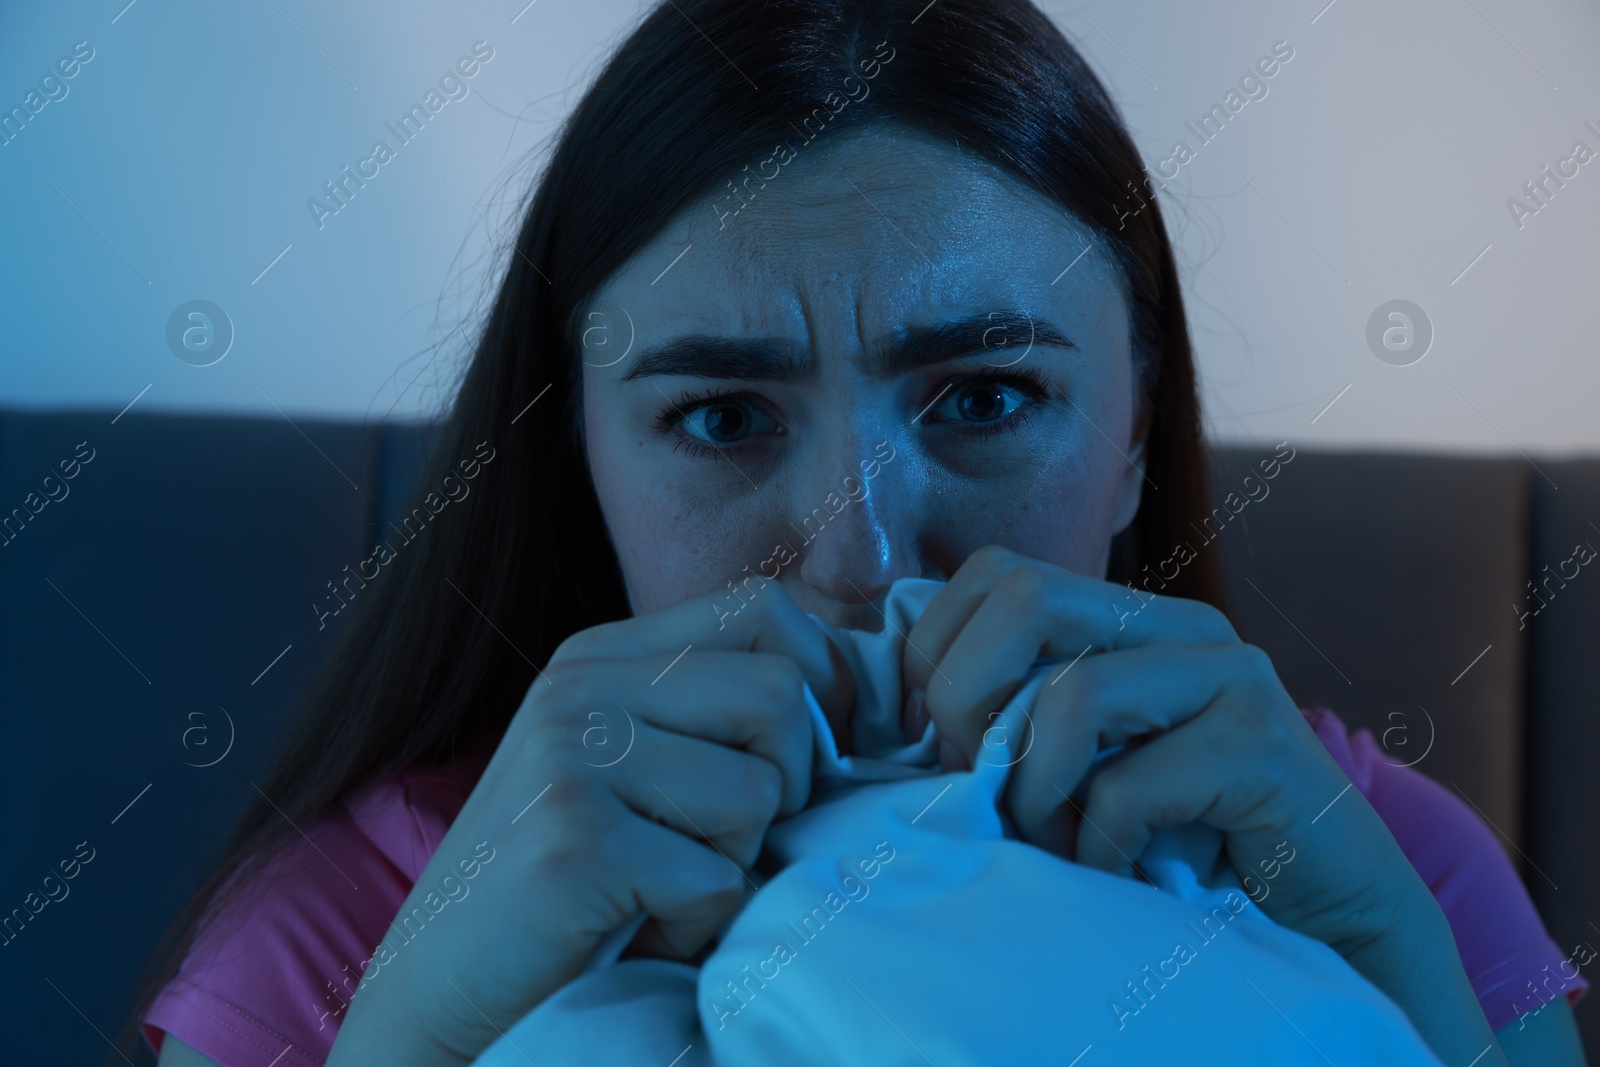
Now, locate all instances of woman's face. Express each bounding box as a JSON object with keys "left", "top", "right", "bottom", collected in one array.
[{"left": 579, "top": 125, "right": 1149, "bottom": 632}]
